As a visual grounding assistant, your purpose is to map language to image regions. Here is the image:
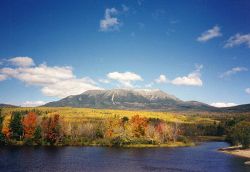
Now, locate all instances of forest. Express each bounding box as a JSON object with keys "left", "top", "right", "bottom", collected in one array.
[{"left": 0, "top": 107, "right": 249, "bottom": 148}]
